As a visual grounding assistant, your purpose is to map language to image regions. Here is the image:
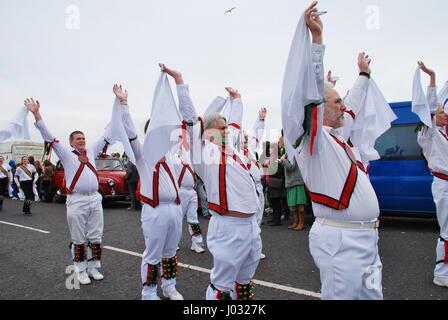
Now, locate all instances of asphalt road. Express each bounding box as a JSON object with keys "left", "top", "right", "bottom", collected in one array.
[{"left": 0, "top": 198, "right": 447, "bottom": 300}]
